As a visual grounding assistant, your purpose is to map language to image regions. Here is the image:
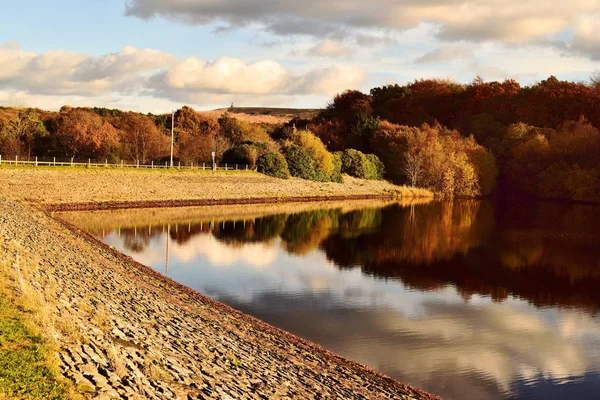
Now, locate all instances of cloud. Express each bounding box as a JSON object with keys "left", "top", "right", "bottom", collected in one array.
[
  {"left": 294, "top": 65, "right": 366, "bottom": 95},
  {"left": 0, "top": 42, "right": 364, "bottom": 110},
  {"left": 414, "top": 44, "right": 473, "bottom": 64},
  {"left": 570, "top": 16, "right": 600, "bottom": 60},
  {"left": 149, "top": 57, "right": 365, "bottom": 98},
  {"left": 308, "top": 40, "right": 352, "bottom": 58},
  {"left": 163, "top": 57, "right": 290, "bottom": 95},
  {"left": 0, "top": 44, "right": 176, "bottom": 96},
  {"left": 124, "top": 1, "right": 600, "bottom": 58}
]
